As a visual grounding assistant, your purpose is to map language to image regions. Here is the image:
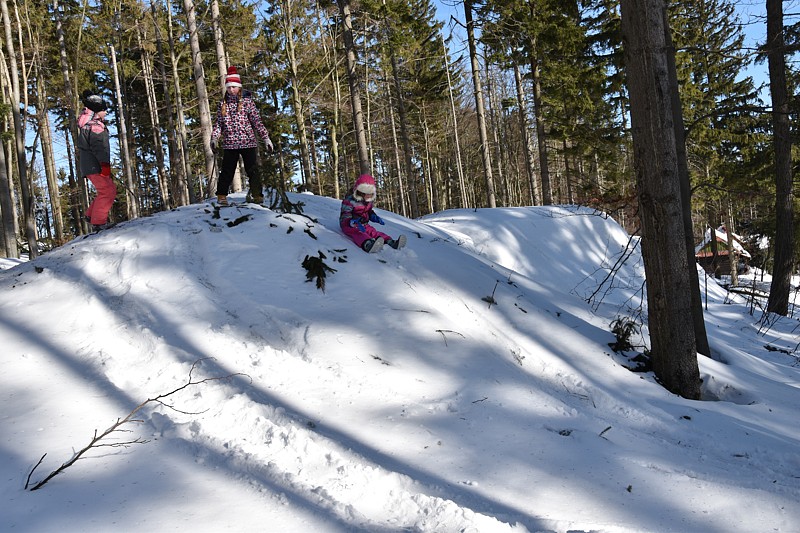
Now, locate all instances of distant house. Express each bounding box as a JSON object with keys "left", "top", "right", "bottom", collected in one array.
[{"left": 695, "top": 226, "right": 751, "bottom": 276}]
